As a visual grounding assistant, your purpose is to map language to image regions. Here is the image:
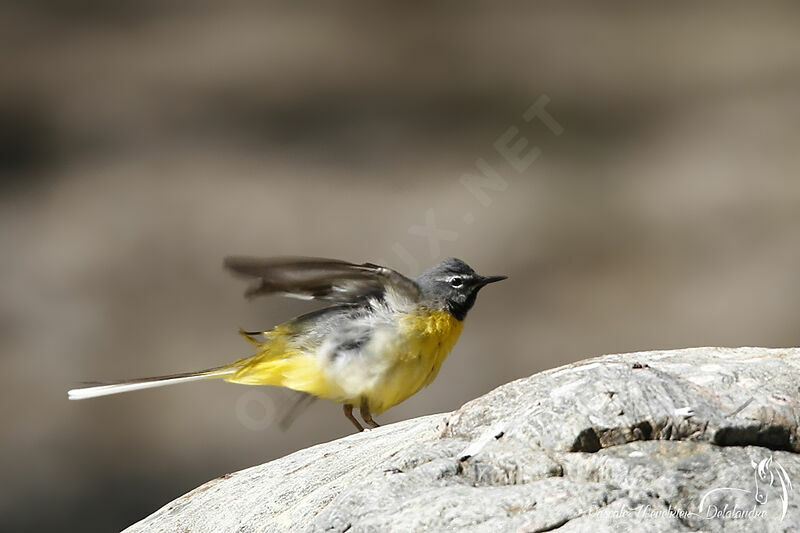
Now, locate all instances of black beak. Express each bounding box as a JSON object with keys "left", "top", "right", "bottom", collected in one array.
[{"left": 474, "top": 275, "right": 508, "bottom": 288}]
